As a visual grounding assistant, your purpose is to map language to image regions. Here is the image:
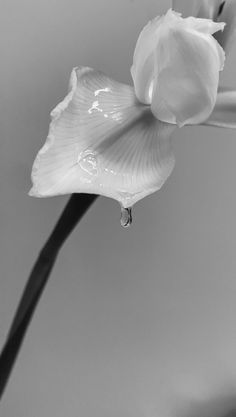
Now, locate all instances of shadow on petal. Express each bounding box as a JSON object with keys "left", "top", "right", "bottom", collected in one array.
[{"left": 29, "top": 67, "right": 176, "bottom": 207}]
